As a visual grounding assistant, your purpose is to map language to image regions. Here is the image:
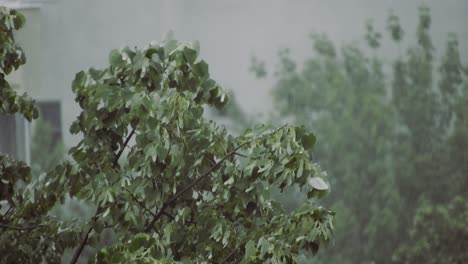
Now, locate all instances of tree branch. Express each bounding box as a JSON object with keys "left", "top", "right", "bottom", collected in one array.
[
  {"left": 125, "top": 187, "right": 158, "bottom": 218},
  {"left": 69, "top": 225, "right": 94, "bottom": 264},
  {"left": 144, "top": 140, "right": 250, "bottom": 232},
  {"left": 0, "top": 223, "right": 47, "bottom": 231},
  {"left": 113, "top": 128, "right": 136, "bottom": 166},
  {"left": 161, "top": 211, "right": 196, "bottom": 225},
  {"left": 220, "top": 240, "right": 248, "bottom": 264},
  {"left": 220, "top": 248, "right": 239, "bottom": 264},
  {"left": 144, "top": 125, "right": 287, "bottom": 232},
  {"left": 233, "top": 152, "right": 248, "bottom": 158},
  {"left": 3, "top": 206, "right": 14, "bottom": 220},
  {"left": 162, "top": 211, "right": 175, "bottom": 220},
  {"left": 71, "top": 127, "right": 137, "bottom": 263},
  {"left": 69, "top": 206, "right": 102, "bottom": 264}
]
